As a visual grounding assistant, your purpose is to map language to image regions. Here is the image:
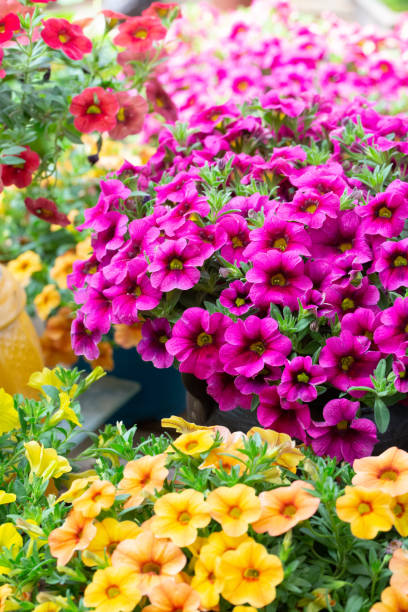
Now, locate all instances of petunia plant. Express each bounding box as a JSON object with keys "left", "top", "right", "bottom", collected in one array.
[{"left": 0, "top": 371, "right": 408, "bottom": 610}]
